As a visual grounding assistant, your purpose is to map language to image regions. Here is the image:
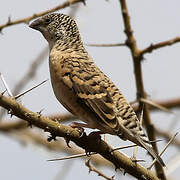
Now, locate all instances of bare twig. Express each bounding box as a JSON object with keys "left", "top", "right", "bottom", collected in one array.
[
  {"left": 0, "top": 0, "right": 85, "bottom": 32},
  {"left": 140, "top": 37, "right": 180, "bottom": 55},
  {"left": 0, "top": 73, "right": 13, "bottom": 96},
  {"left": 140, "top": 98, "right": 172, "bottom": 113},
  {"left": 86, "top": 43, "right": 125, "bottom": 47},
  {"left": 132, "top": 97, "right": 180, "bottom": 113},
  {"left": 85, "top": 159, "right": 115, "bottom": 180}
]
